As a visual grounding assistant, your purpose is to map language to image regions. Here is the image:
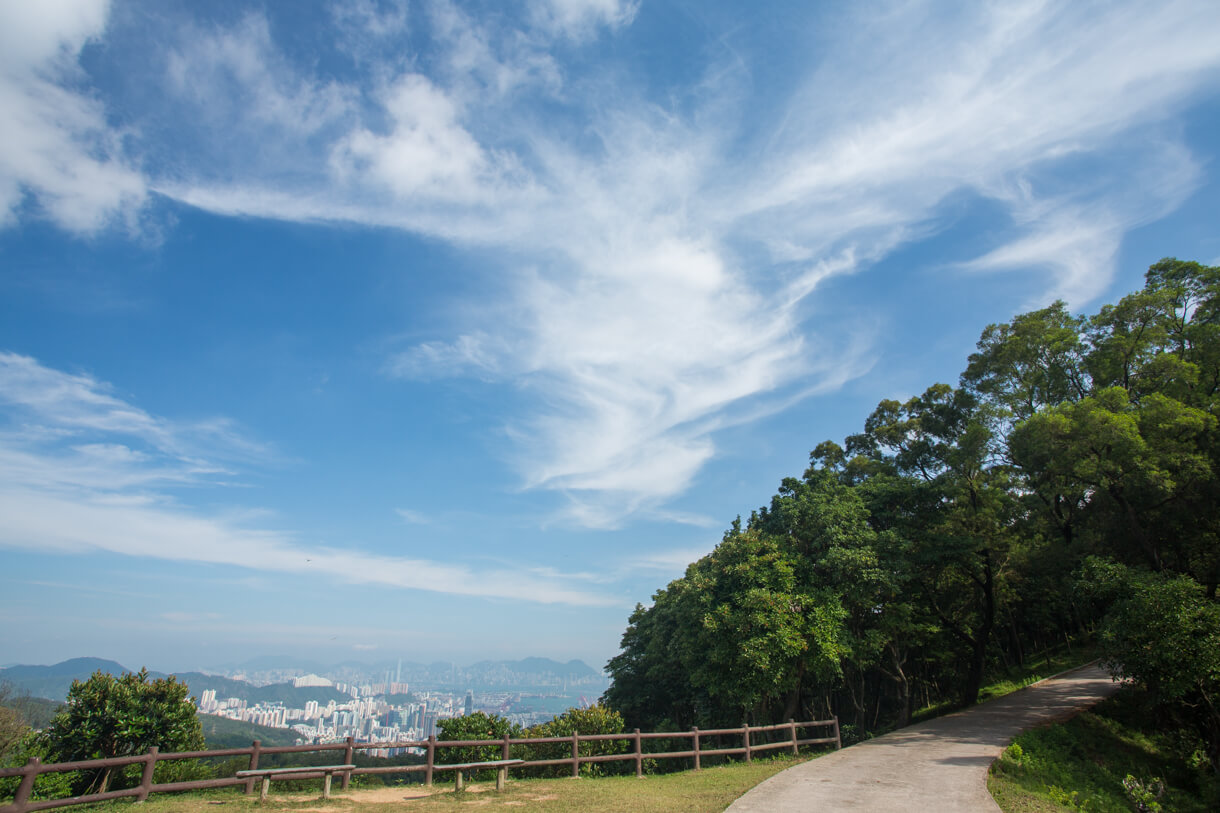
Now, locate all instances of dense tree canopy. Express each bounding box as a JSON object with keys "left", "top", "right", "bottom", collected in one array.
[
  {"left": 43, "top": 669, "right": 204, "bottom": 794},
  {"left": 604, "top": 259, "right": 1220, "bottom": 770}
]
